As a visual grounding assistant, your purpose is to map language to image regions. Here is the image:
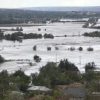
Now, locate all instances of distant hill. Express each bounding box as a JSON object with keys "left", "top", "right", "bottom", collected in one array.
[
  {"left": 0, "top": 7, "right": 100, "bottom": 24},
  {"left": 23, "top": 6, "right": 100, "bottom": 12}
]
